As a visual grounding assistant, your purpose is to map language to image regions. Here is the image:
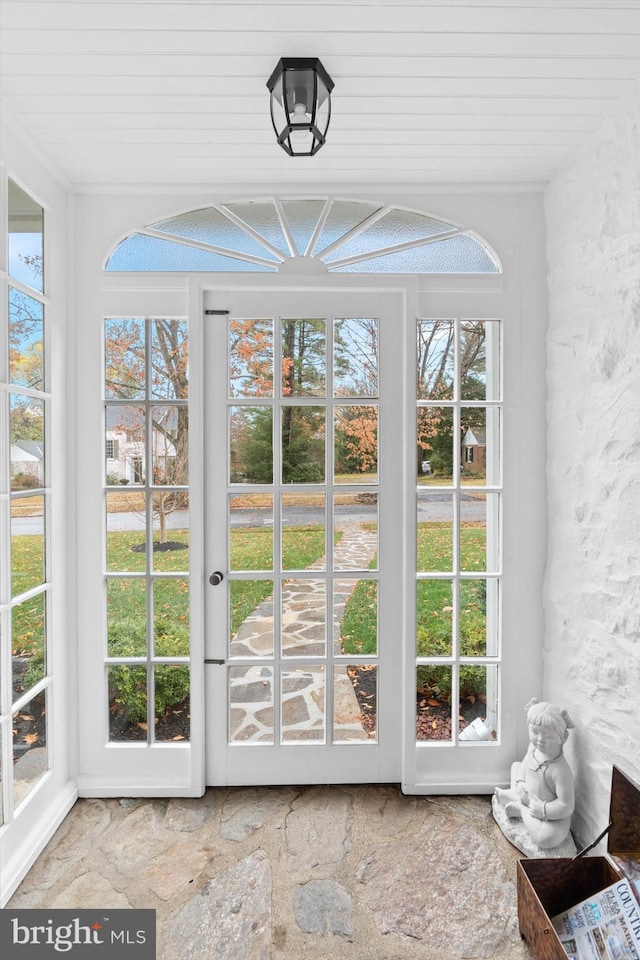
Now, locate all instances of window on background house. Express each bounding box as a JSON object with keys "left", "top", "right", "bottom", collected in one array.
[
  {"left": 103, "top": 317, "right": 190, "bottom": 744},
  {"left": 1, "top": 179, "right": 50, "bottom": 823}
]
